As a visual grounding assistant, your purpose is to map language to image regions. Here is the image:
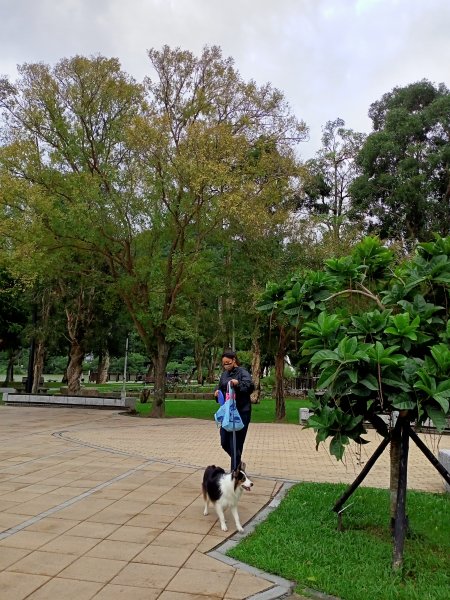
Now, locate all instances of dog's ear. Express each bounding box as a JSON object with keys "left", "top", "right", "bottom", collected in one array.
[{"left": 232, "top": 463, "right": 245, "bottom": 478}]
